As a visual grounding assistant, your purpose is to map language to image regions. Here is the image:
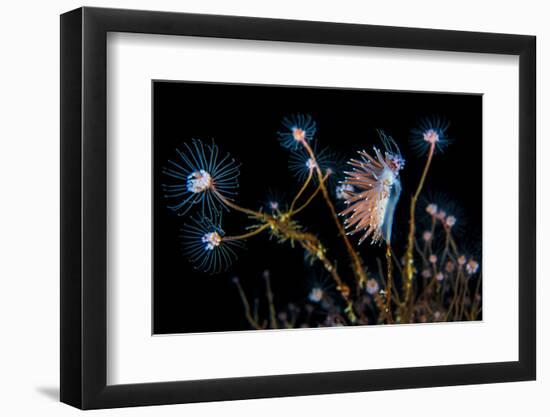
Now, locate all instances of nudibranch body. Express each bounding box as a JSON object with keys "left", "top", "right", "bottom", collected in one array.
[{"left": 340, "top": 131, "right": 405, "bottom": 245}]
